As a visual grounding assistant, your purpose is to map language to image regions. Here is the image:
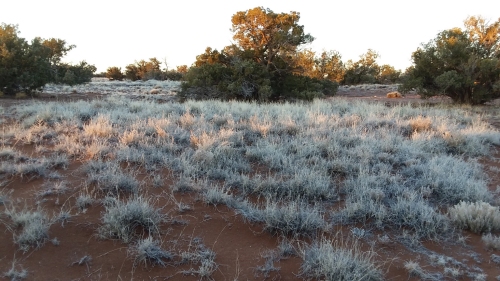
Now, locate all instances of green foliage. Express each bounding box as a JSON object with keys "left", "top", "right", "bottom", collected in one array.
[
  {"left": 343, "top": 49, "right": 380, "bottom": 85},
  {"left": 55, "top": 61, "right": 96, "bottom": 86},
  {"left": 231, "top": 7, "right": 314, "bottom": 72},
  {"left": 125, "top": 58, "right": 163, "bottom": 81},
  {"left": 164, "top": 70, "right": 184, "bottom": 81},
  {"left": 378, "top": 64, "right": 401, "bottom": 83},
  {"left": 125, "top": 64, "right": 139, "bottom": 81},
  {"left": 313, "top": 50, "right": 345, "bottom": 83},
  {"left": 181, "top": 7, "right": 338, "bottom": 101},
  {"left": 276, "top": 74, "right": 338, "bottom": 100},
  {"left": 0, "top": 23, "right": 95, "bottom": 94},
  {"left": 400, "top": 16, "right": 500, "bottom": 104},
  {"left": 106, "top": 67, "right": 125, "bottom": 81},
  {"left": 0, "top": 24, "right": 50, "bottom": 95},
  {"left": 194, "top": 47, "right": 229, "bottom": 67}
]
